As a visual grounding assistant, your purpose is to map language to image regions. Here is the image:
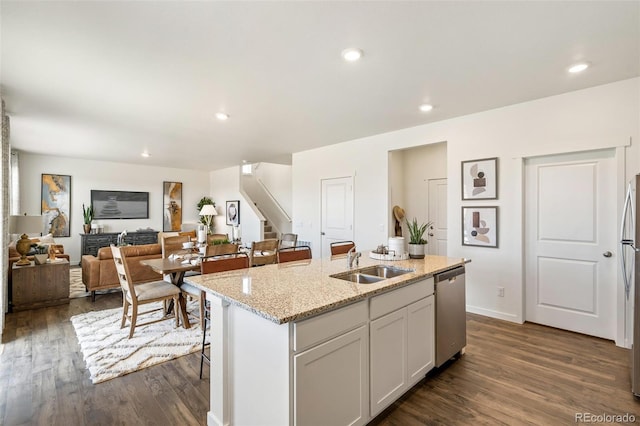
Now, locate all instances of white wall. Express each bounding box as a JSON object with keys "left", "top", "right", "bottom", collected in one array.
[
  {"left": 253, "top": 163, "right": 292, "bottom": 218},
  {"left": 18, "top": 153, "right": 210, "bottom": 264},
  {"left": 210, "top": 166, "right": 261, "bottom": 245},
  {"left": 293, "top": 78, "right": 640, "bottom": 325}
]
